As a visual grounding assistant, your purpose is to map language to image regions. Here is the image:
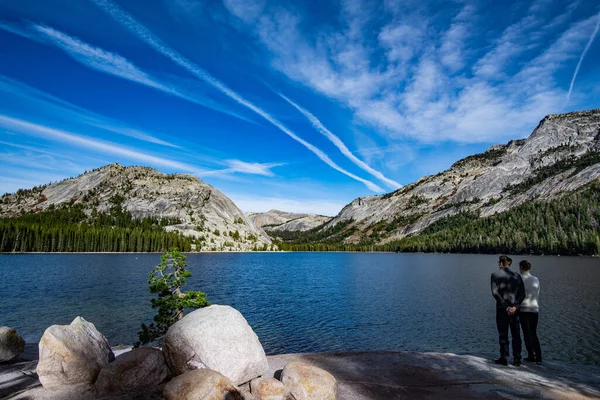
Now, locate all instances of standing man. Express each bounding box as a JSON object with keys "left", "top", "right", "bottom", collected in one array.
[{"left": 491, "top": 255, "right": 526, "bottom": 366}]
